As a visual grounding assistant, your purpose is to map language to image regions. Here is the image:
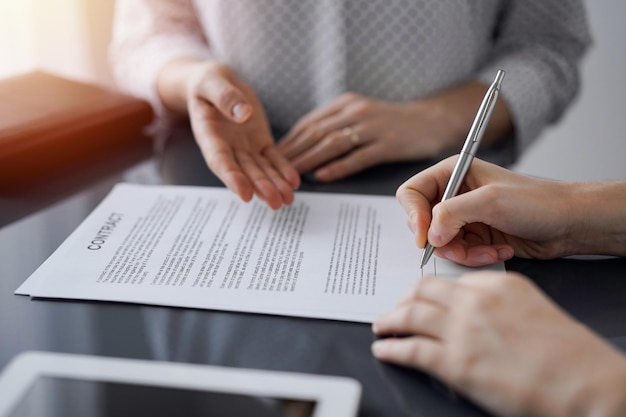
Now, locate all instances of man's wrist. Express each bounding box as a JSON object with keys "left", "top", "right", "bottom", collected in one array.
[{"left": 565, "top": 182, "right": 626, "bottom": 257}]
